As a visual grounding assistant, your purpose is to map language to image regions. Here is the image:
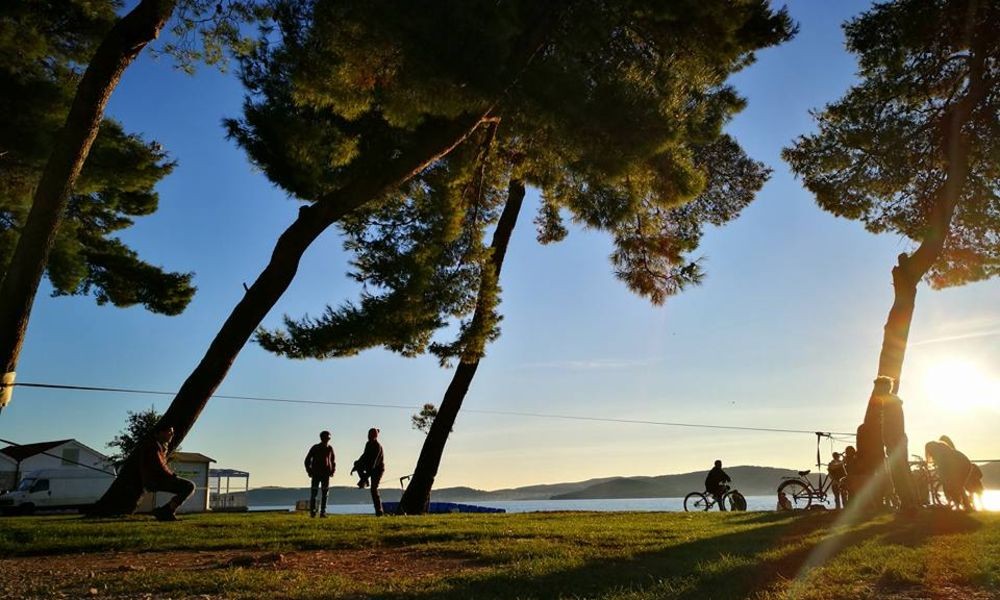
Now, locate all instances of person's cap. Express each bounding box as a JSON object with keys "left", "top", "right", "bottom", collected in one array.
[
  {"left": 832, "top": 452, "right": 841, "bottom": 458},
  {"left": 320, "top": 430, "right": 331, "bottom": 438},
  {"left": 368, "top": 427, "right": 380, "bottom": 436}
]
